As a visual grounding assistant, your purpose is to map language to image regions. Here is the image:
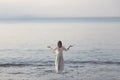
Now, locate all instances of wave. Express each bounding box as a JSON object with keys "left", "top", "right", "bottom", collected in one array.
[
  {"left": 0, "top": 49, "right": 44, "bottom": 52},
  {"left": 0, "top": 60, "right": 120, "bottom": 67},
  {"left": 67, "top": 61, "right": 120, "bottom": 65},
  {"left": 0, "top": 63, "right": 31, "bottom": 67}
]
